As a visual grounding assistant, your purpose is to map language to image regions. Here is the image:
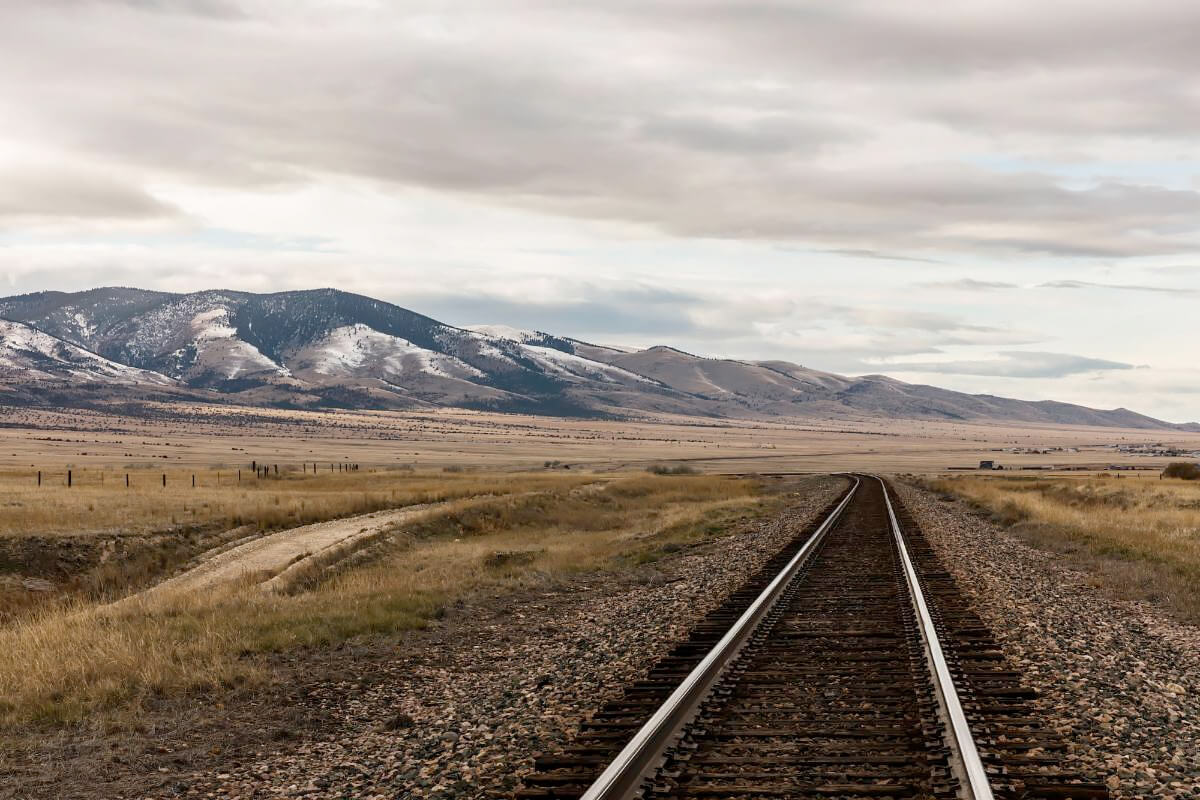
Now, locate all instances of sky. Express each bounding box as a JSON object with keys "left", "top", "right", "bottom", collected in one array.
[{"left": 0, "top": 2, "right": 1197, "bottom": 422}]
